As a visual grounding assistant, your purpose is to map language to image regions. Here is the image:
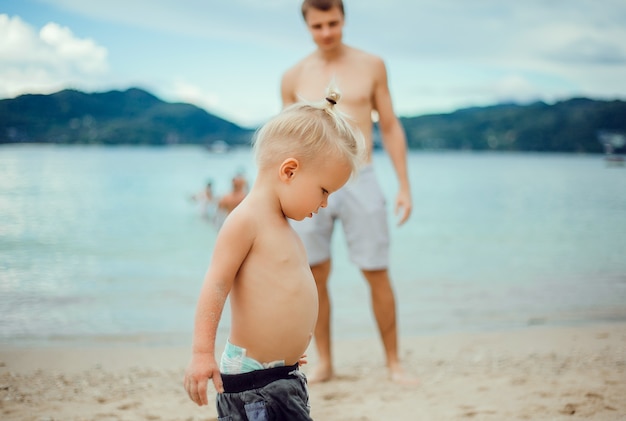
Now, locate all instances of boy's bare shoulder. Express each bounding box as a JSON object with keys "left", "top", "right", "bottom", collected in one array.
[
  {"left": 219, "top": 200, "right": 257, "bottom": 236},
  {"left": 224, "top": 198, "right": 285, "bottom": 233}
]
